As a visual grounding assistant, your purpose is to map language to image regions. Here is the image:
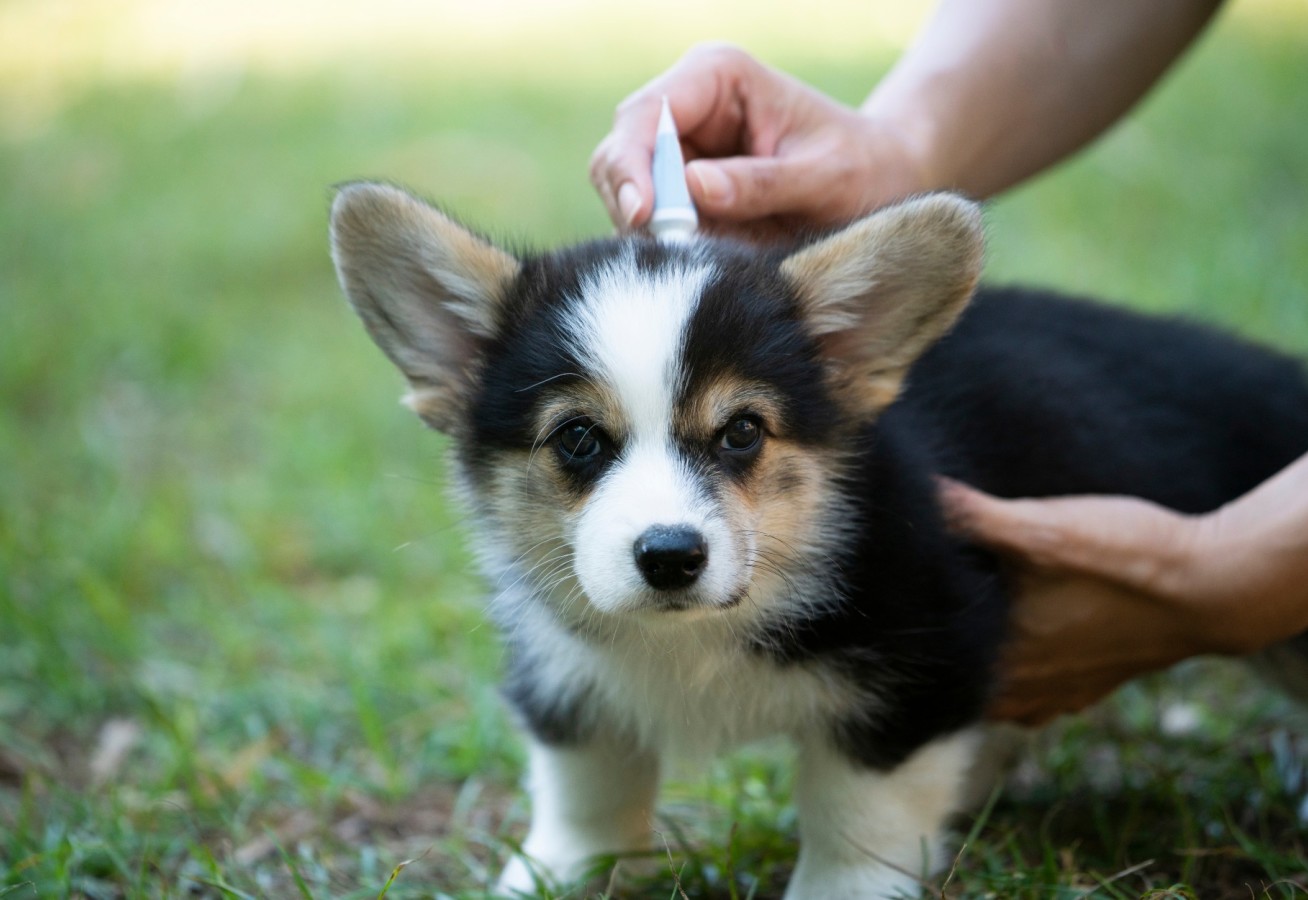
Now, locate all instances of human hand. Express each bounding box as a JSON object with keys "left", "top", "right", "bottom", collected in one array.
[
  {"left": 939, "top": 462, "right": 1308, "bottom": 726},
  {"left": 940, "top": 483, "right": 1210, "bottom": 725},
  {"left": 589, "top": 44, "right": 929, "bottom": 240}
]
